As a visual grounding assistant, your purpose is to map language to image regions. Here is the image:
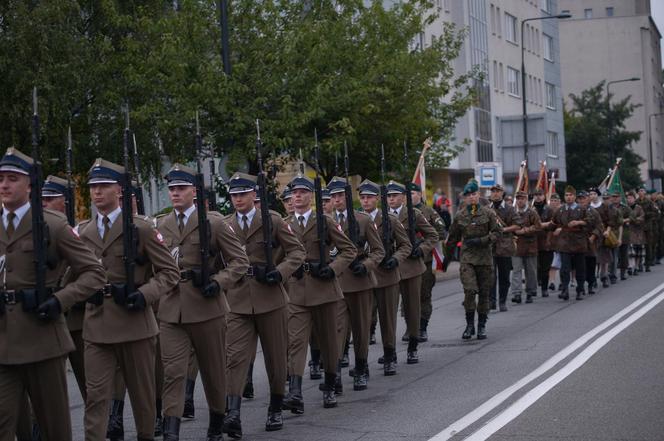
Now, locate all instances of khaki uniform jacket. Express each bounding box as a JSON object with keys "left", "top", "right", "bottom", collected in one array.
[
  {"left": 286, "top": 212, "right": 357, "bottom": 307},
  {"left": 490, "top": 202, "right": 517, "bottom": 257},
  {"left": 372, "top": 211, "right": 412, "bottom": 289},
  {"left": 336, "top": 211, "right": 385, "bottom": 293},
  {"left": 446, "top": 205, "right": 501, "bottom": 266},
  {"left": 224, "top": 210, "right": 305, "bottom": 315},
  {"left": 415, "top": 203, "right": 446, "bottom": 261},
  {"left": 627, "top": 203, "right": 646, "bottom": 245},
  {"left": 80, "top": 212, "right": 179, "bottom": 344},
  {"left": 157, "top": 209, "right": 249, "bottom": 324},
  {"left": 533, "top": 202, "right": 556, "bottom": 252},
  {"left": 397, "top": 207, "right": 438, "bottom": 280},
  {"left": 0, "top": 208, "right": 106, "bottom": 364},
  {"left": 585, "top": 207, "right": 604, "bottom": 256},
  {"left": 513, "top": 206, "right": 541, "bottom": 257},
  {"left": 552, "top": 204, "right": 593, "bottom": 254}
]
